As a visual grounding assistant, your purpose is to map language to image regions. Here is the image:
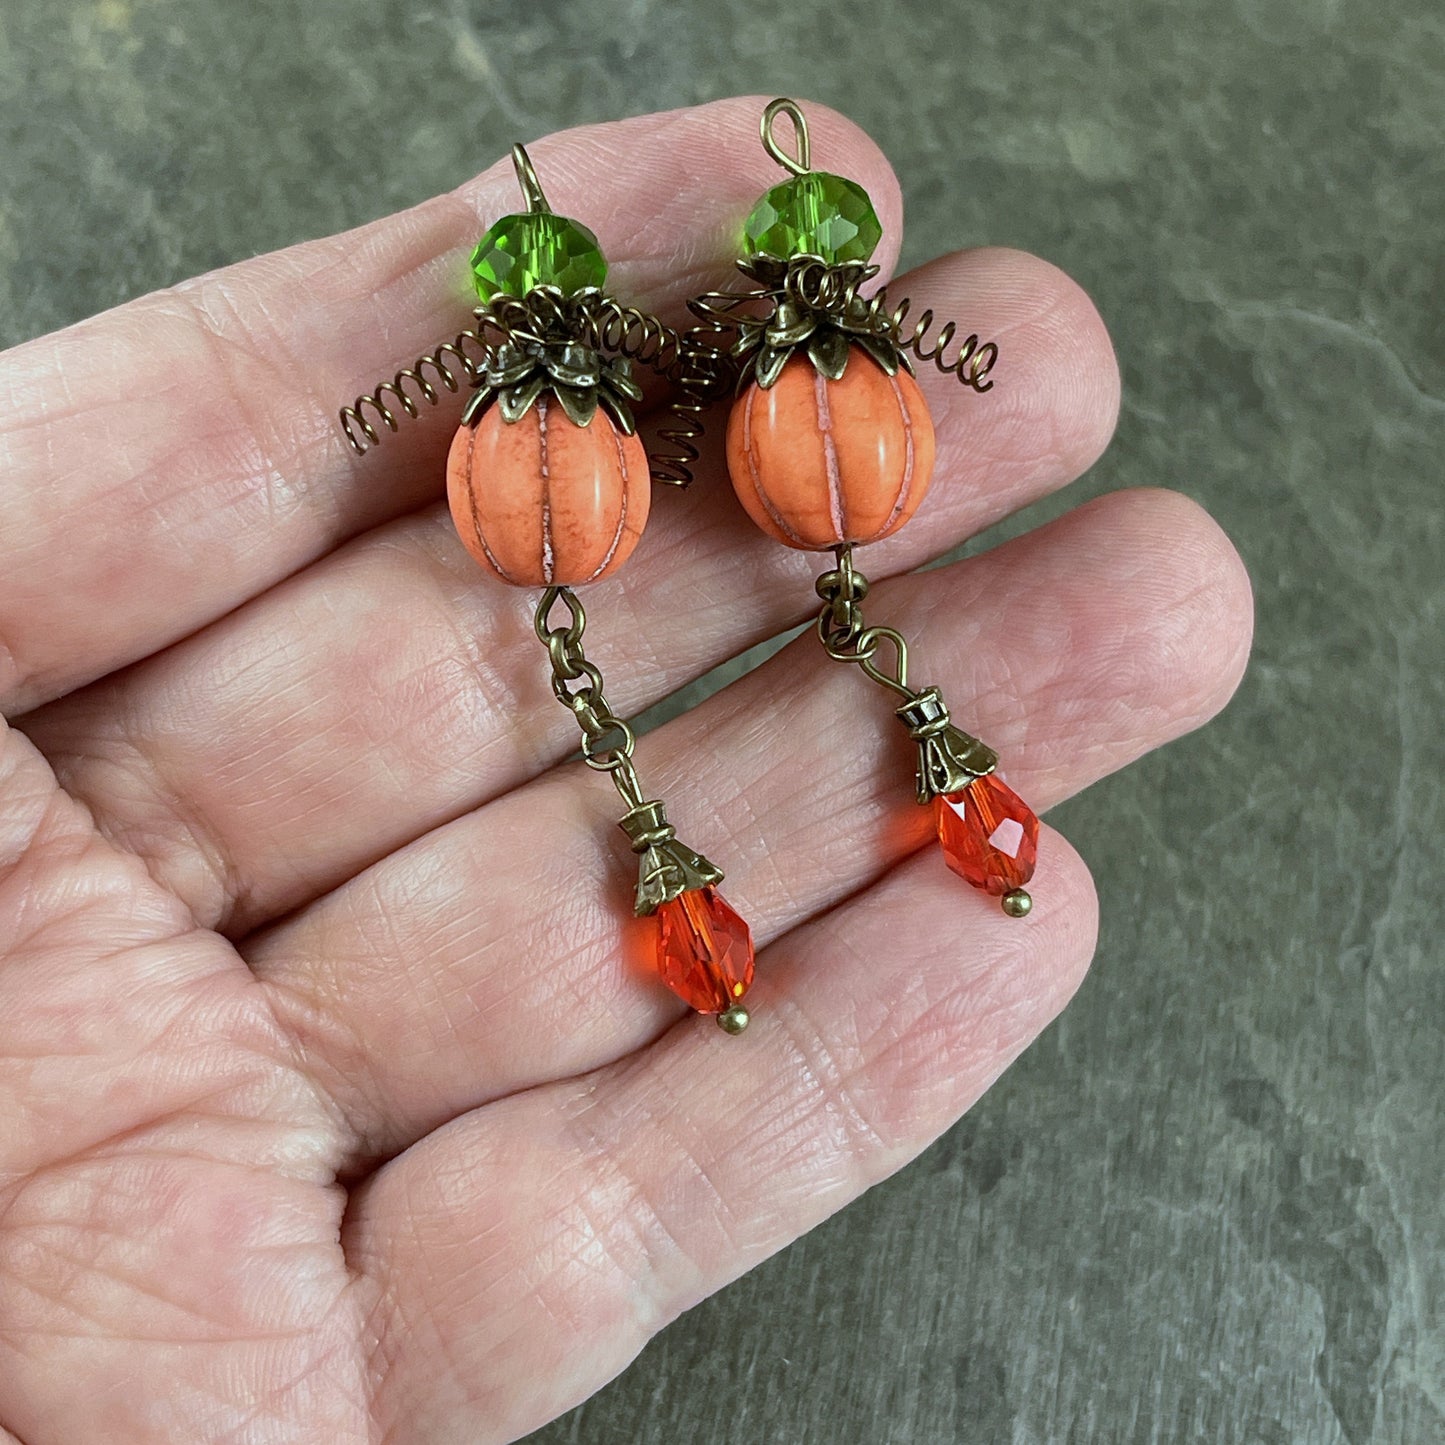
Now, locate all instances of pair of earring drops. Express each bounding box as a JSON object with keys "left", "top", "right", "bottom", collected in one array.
[{"left": 341, "top": 100, "right": 1039, "bottom": 1035}]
